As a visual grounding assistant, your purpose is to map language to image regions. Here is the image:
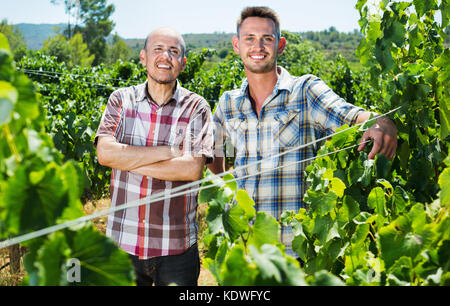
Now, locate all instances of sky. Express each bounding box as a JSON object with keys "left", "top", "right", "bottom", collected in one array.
[{"left": 0, "top": 0, "right": 362, "bottom": 38}]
